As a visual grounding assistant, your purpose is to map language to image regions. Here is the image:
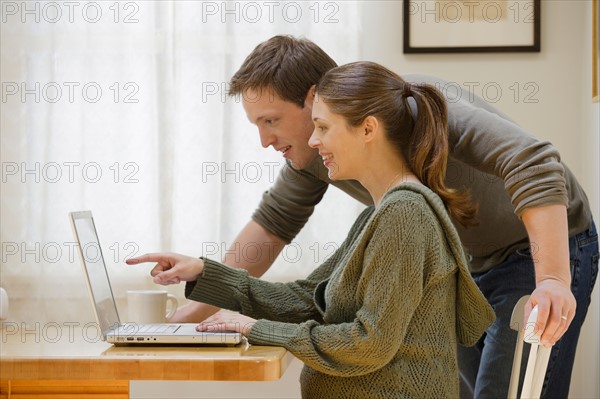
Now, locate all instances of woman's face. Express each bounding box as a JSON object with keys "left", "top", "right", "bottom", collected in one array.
[{"left": 309, "top": 95, "right": 365, "bottom": 181}]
